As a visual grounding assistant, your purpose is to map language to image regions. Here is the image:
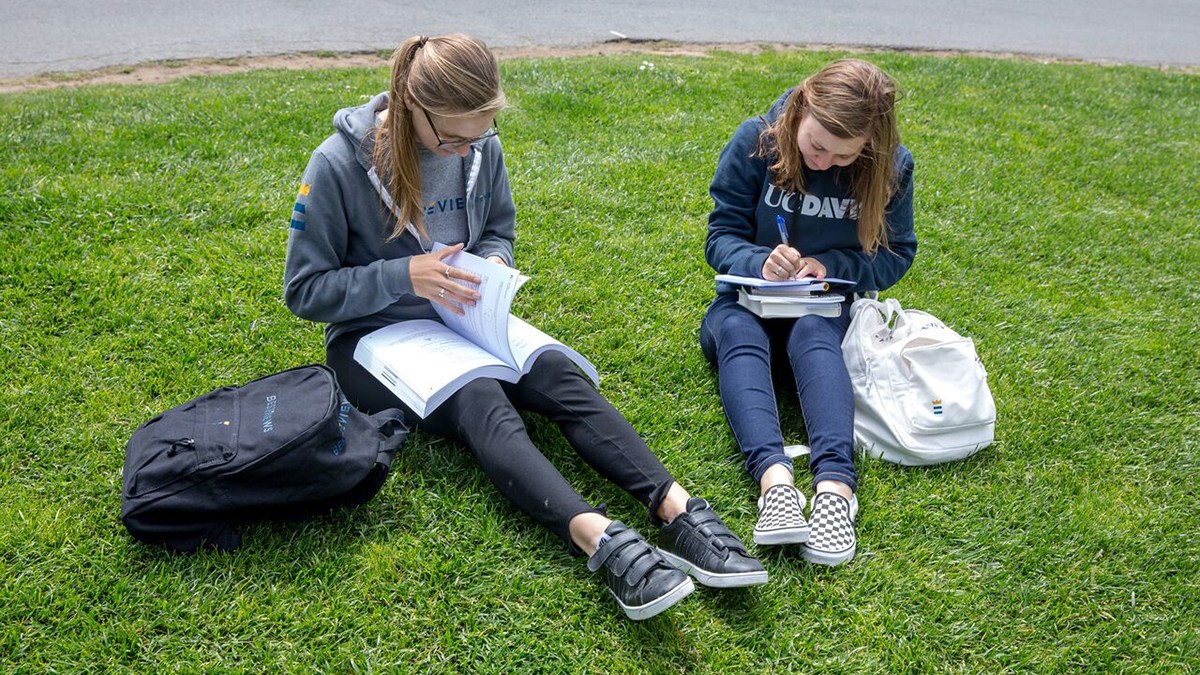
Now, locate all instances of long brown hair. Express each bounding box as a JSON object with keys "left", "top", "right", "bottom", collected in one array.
[
  {"left": 757, "top": 59, "right": 901, "bottom": 253},
  {"left": 372, "top": 33, "right": 506, "bottom": 240}
]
